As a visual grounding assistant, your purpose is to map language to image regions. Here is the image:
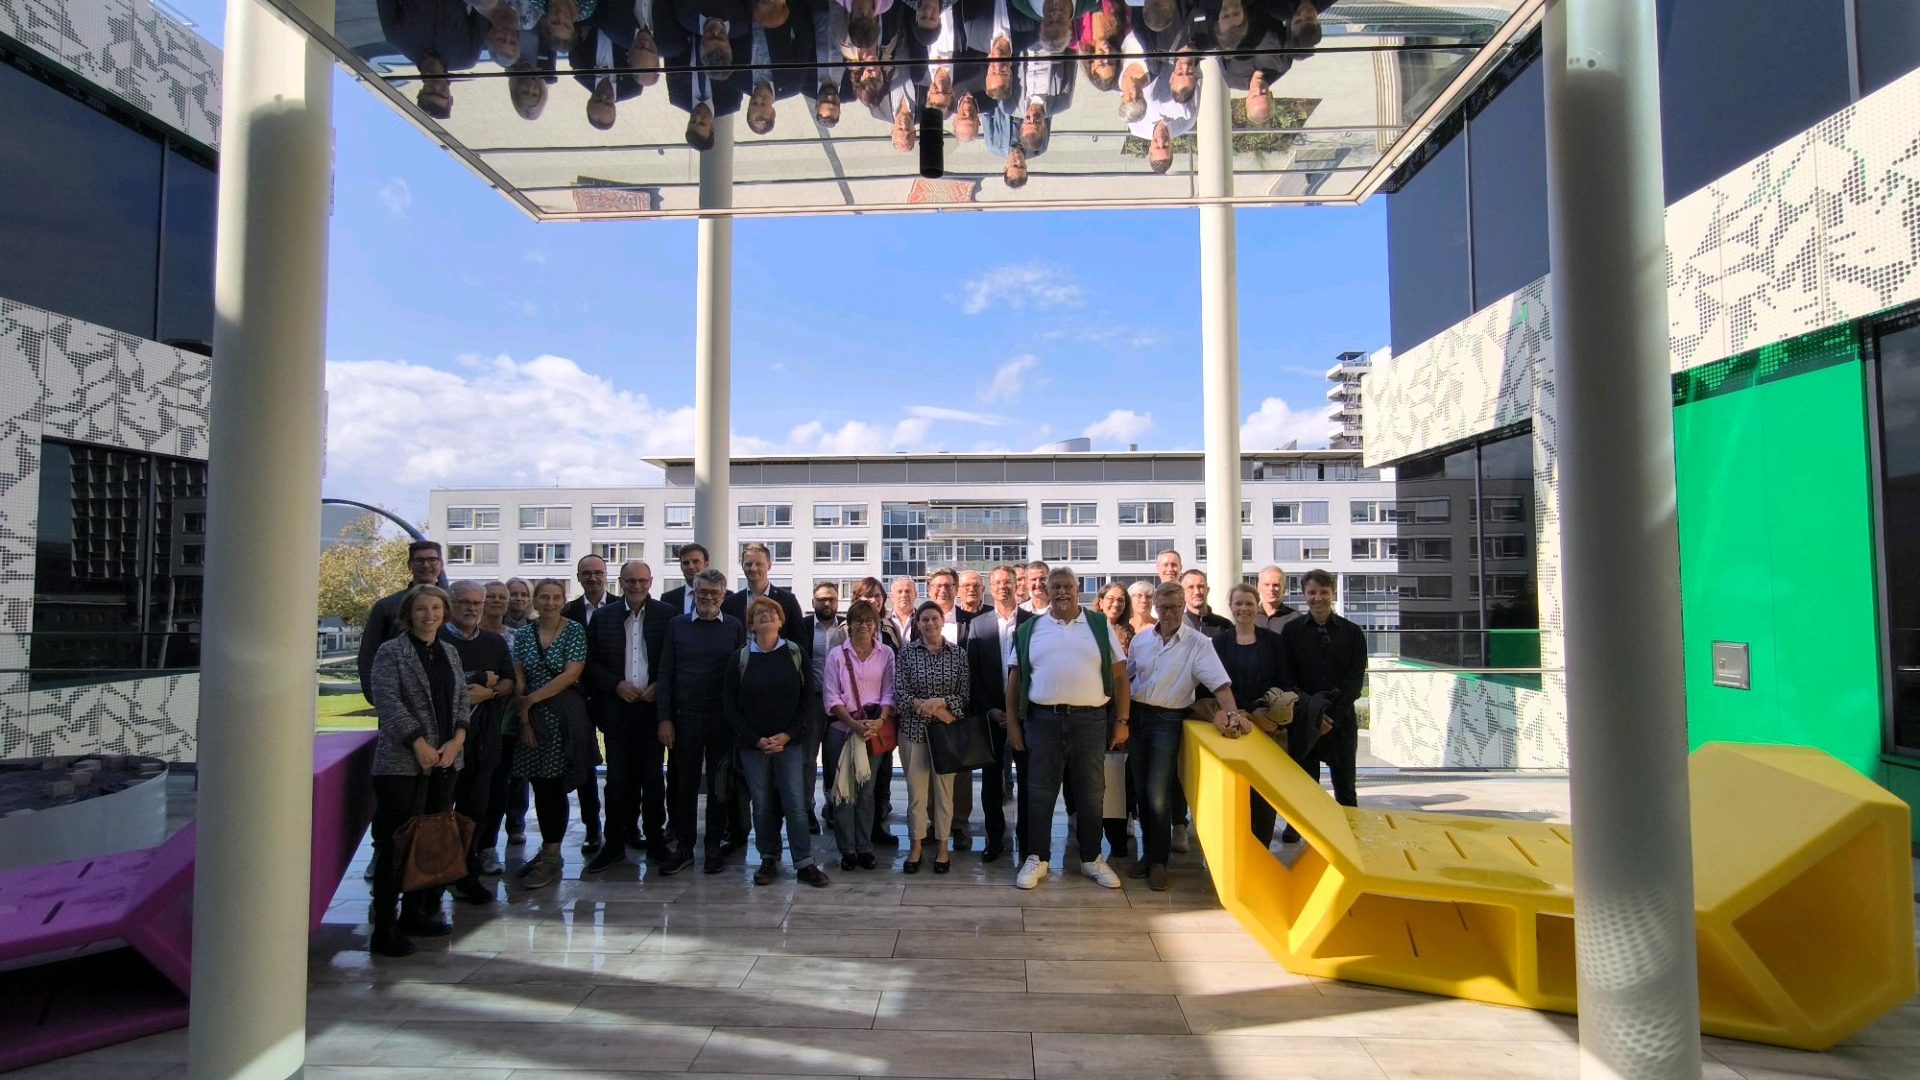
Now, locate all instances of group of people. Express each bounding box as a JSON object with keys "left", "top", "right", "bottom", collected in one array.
[
  {"left": 377, "top": 0, "right": 1333, "bottom": 183},
  {"left": 355, "top": 538, "right": 1365, "bottom": 957}
]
